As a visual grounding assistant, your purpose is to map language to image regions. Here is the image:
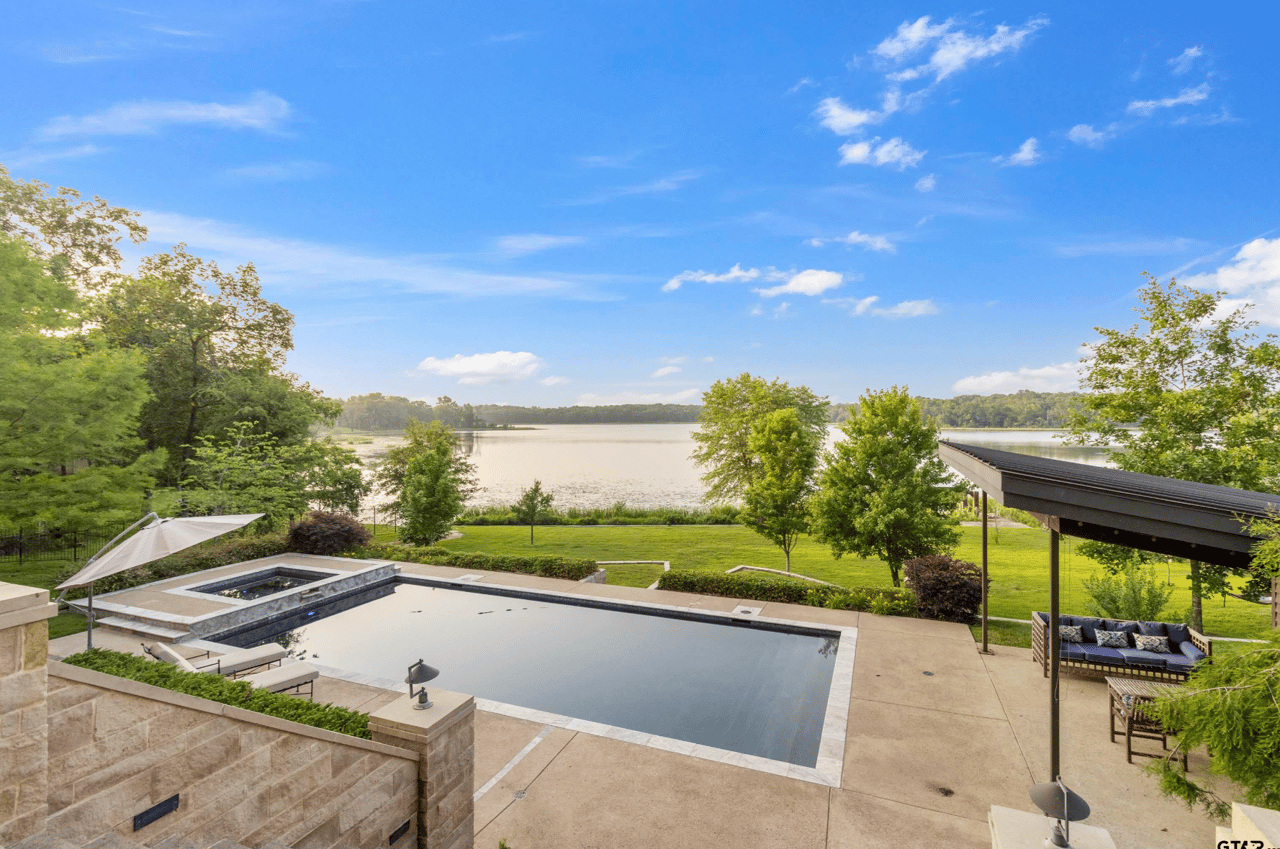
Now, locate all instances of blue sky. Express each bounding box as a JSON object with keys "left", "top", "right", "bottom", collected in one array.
[{"left": 5, "top": 2, "right": 1279, "bottom": 406}]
